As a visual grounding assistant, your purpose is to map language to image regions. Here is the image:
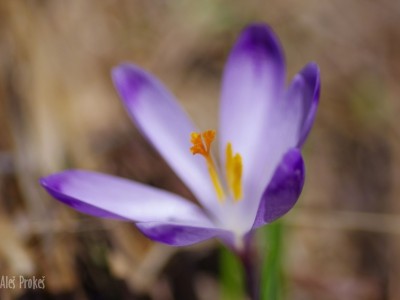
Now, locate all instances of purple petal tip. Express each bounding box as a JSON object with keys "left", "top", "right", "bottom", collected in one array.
[
  {"left": 111, "top": 63, "right": 148, "bottom": 106},
  {"left": 235, "top": 23, "right": 284, "bottom": 63},
  {"left": 40, "top": 171, "right": 128, "bottom": 219},
  {"left": 301, "top": 62, "right": 320, "bottom": 87},
  {"left": 296, "top": 62, "right": 321, "bottom": 146}
]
